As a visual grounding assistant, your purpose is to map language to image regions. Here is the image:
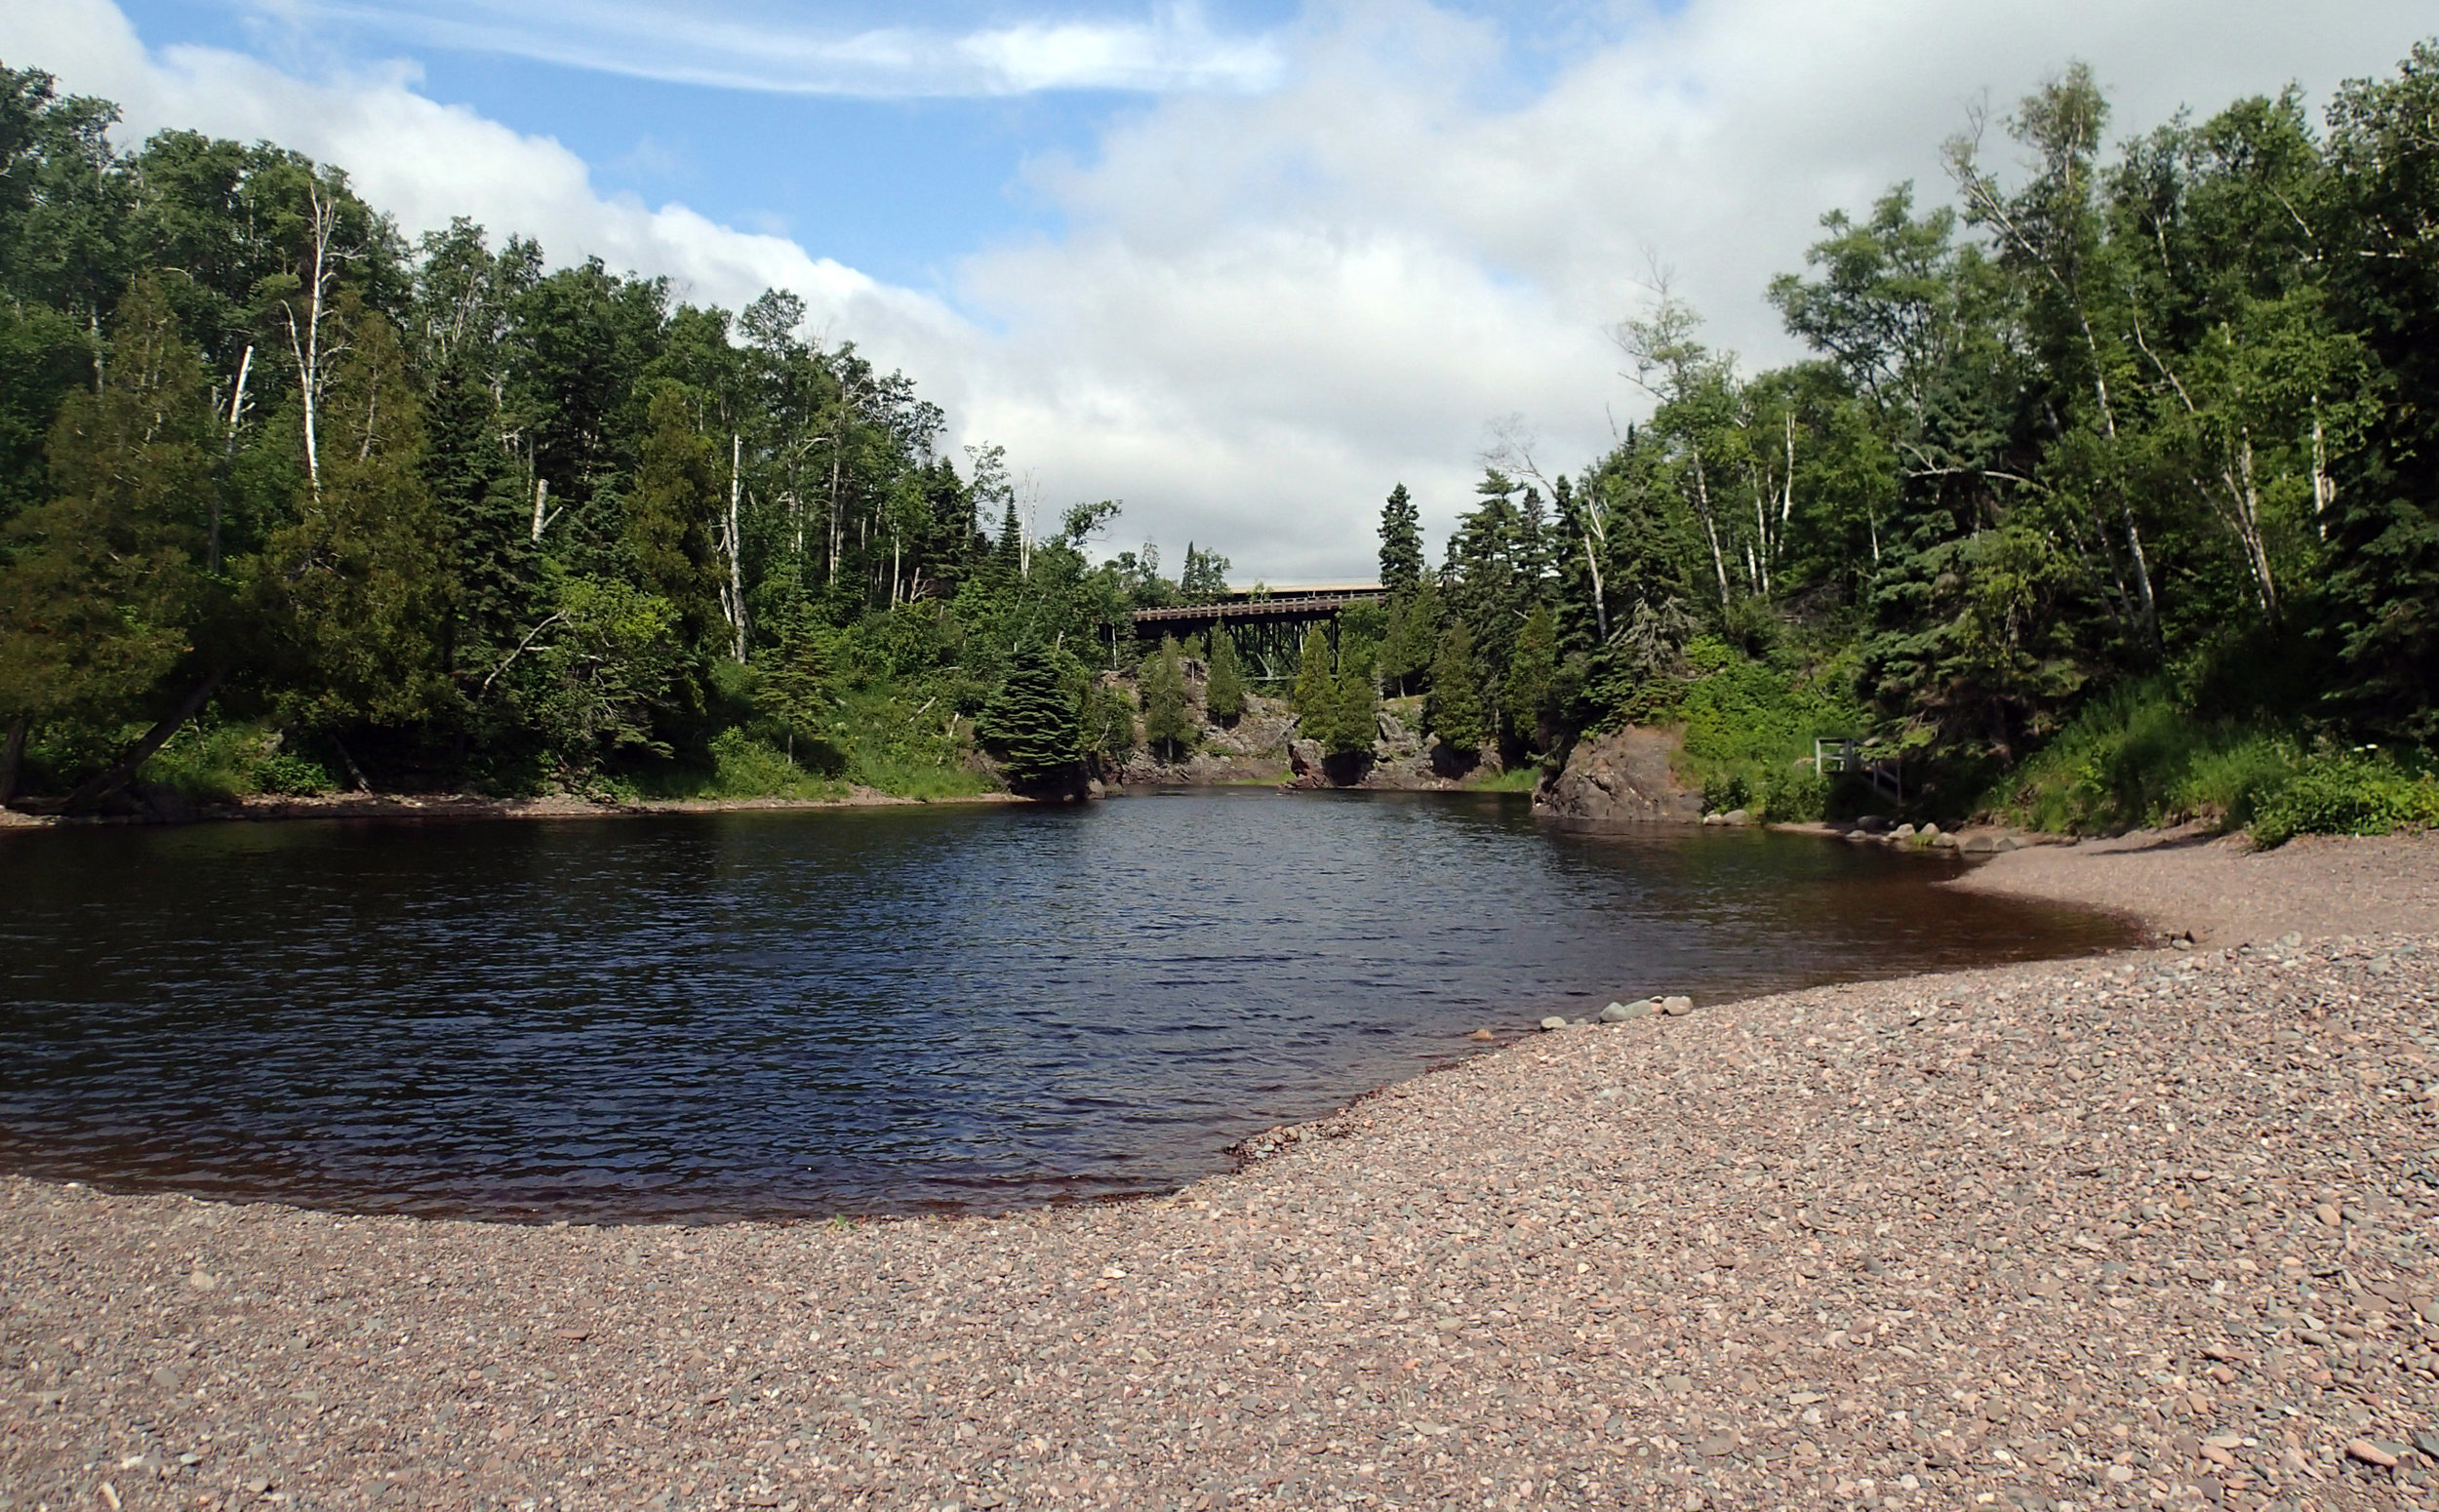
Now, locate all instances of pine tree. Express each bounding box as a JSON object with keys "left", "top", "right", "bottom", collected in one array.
[
  {"left": 1425, "top": 620, "right": 1488, "bottom": 754},
  {"left": 0, "top": 277, "right": 218, "bottom": 799},
  {"left": 1379, "top": 574, "right": 1440, "bottom": 697},
  {"left": 1327, "top": 634, "right": 1379, "bottom": 757},
  {"left": 1502, "top": 601, "right": 1559, "bottom": 751},
  {"left": 1379, "top": 483, "right": 1422, "bottom": 592},
  {"left": 978, "top": 642, "right": 1081, "bottom": 786},
  {"left": 1291, "top": 624, "right": 1337, "bottom": 741},
  {"left": 1140, "top": 633, "right": 1192, "bottom": 758},
  {"left": 624, "top": 382, "right": 722, "bottom": 651},
  {"left": 1204, "top": 628, "right": 1247, "bottom": 723}
]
